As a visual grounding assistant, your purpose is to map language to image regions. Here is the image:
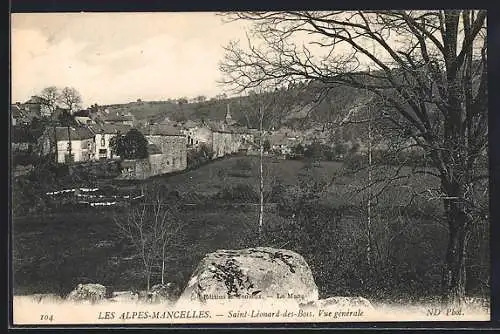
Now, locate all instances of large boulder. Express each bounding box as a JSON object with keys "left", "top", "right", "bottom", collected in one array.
[
  {"left": 66, "top": 283, "right": 106, "bottom": 303},
  {"left": 179, "top": 247, "right": 318, "bottom": 304}
]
